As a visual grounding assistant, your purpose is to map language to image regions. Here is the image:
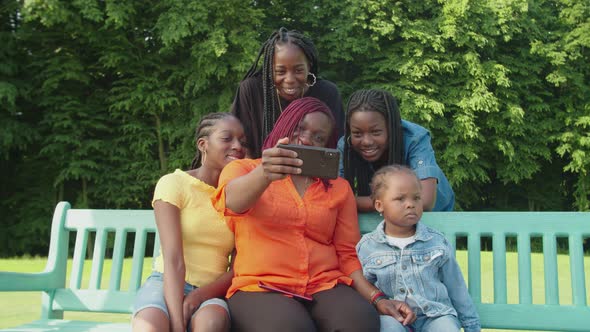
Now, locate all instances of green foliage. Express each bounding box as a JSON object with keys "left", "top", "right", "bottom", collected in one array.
[{"left": 1, "top": 0, "right": 589, "bottom": 256}]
